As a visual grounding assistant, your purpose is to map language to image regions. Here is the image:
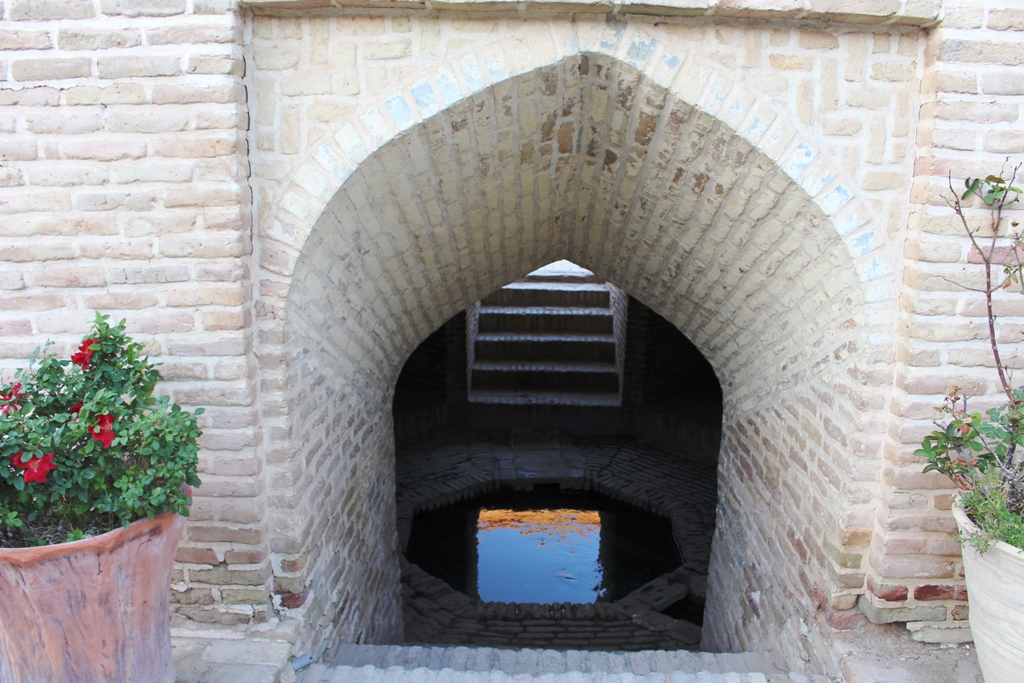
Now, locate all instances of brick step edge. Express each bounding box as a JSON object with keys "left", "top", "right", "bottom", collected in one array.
[
  {"left": 329, "top": 644, "right": 787, "bottom": 675},
  {"left": 308, "top": 665, "right": 832, "bottom": 683}
]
